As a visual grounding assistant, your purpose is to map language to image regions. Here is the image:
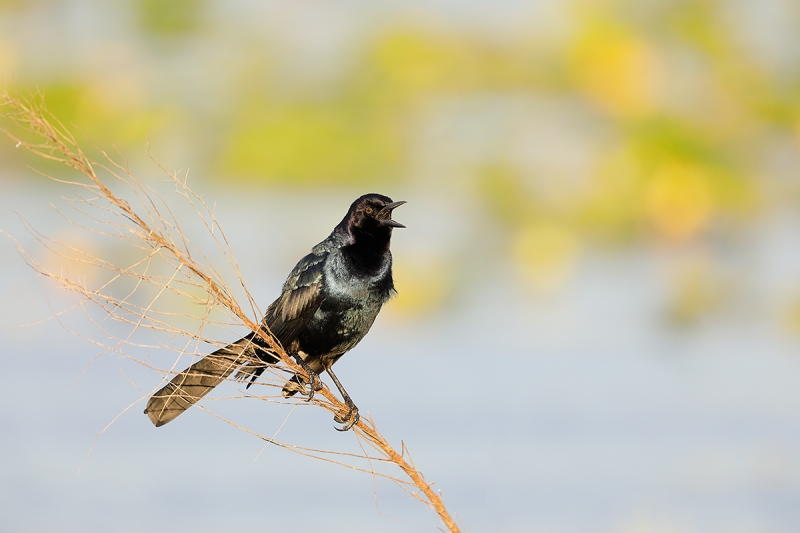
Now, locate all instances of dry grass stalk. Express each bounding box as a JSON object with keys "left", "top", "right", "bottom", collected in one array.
[{"left": 1, "top": 89, "right": 461, "bottom": 533}]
